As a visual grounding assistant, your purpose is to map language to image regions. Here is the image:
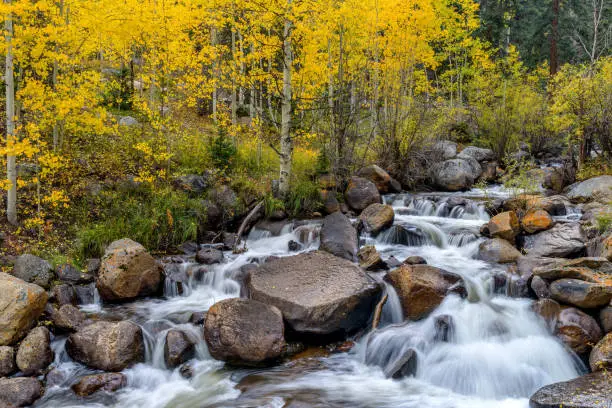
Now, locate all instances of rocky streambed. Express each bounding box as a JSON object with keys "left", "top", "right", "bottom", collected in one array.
[{"left": 0, "top": 172, "right": 611, "bottom": 408}]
